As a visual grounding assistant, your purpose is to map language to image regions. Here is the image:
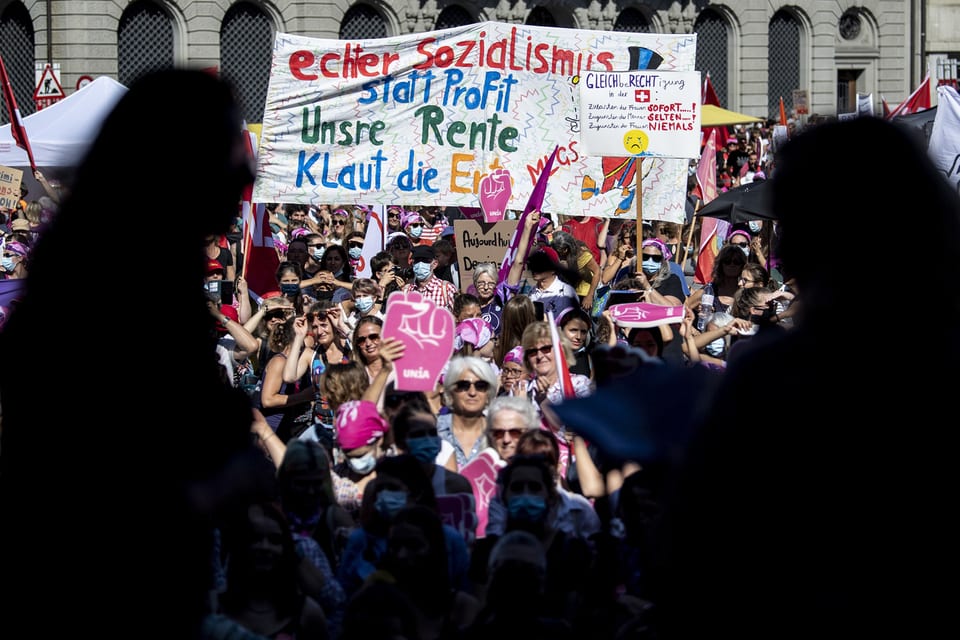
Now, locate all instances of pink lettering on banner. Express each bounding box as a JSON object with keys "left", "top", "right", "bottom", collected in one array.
[
  {"left": 382, "top": 290, "right": 455, "bottom": 391},
  {"left": 608, "top": 301, "right": 685, "bottom": 328},
  {"left": 478, "top": 168, "right": 512, "bottom": 222}
]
